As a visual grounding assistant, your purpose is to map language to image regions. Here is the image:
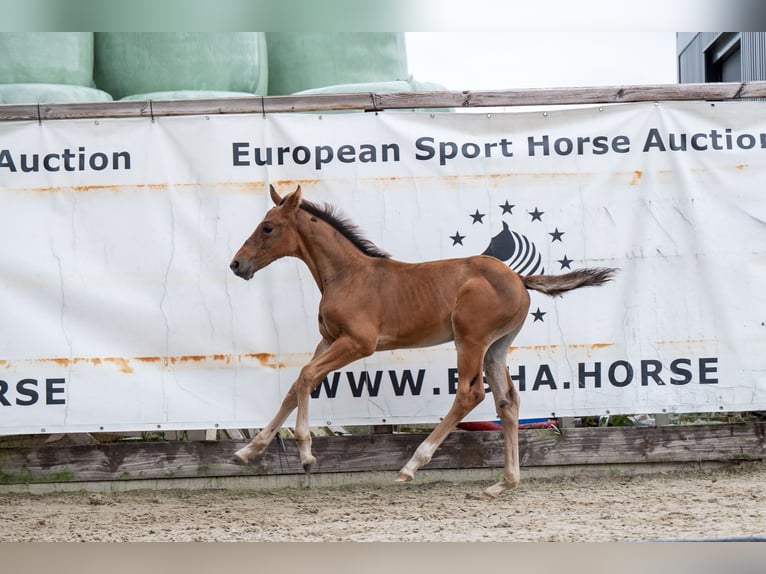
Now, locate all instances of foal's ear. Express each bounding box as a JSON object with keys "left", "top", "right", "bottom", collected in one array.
[
  {"left": 269, "top": 184, "right": 282, "bottom": 205},
  {"left": 283, "top": 185, "right": 303, "bottom": 214}
]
